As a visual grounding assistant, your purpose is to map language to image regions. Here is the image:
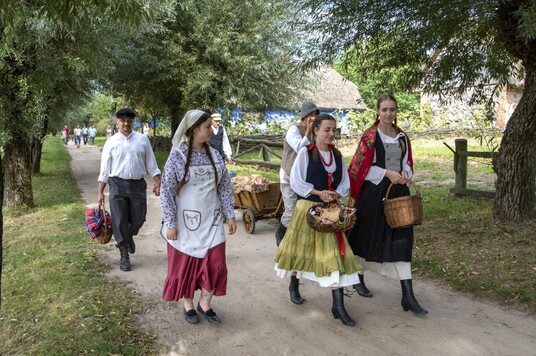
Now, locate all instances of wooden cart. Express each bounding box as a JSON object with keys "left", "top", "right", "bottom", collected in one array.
[{"left": 234, "top": 183, "right": 283, "bottom": 234}]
